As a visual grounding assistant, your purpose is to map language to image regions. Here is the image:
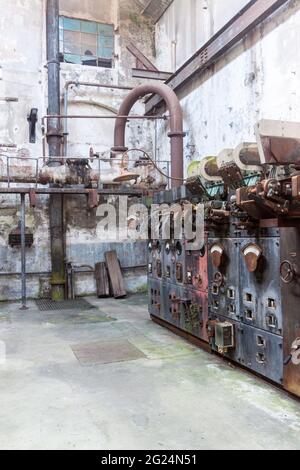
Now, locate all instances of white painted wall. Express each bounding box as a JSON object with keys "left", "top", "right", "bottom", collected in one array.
[
  {"left": 155, "top": 0, "right": 300, "bottom": 174},
  {"left": 0, "top": 0, "right": 154, "bottom": 300},
  {"left": 155, "top": 0, "right": 250, "bottom": 72}
]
